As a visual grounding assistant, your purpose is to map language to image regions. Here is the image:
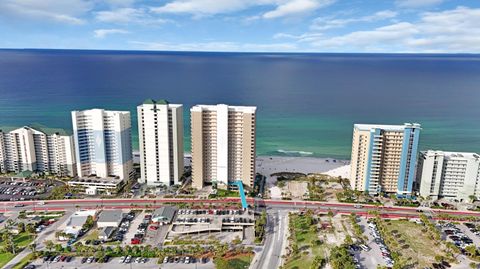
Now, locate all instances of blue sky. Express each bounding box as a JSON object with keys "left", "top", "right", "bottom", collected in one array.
[{"left": 0, "top": 0, "right": 479, "bottom": 52}]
